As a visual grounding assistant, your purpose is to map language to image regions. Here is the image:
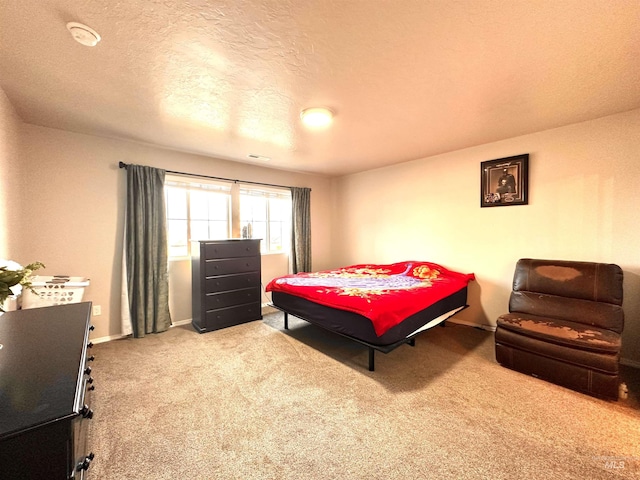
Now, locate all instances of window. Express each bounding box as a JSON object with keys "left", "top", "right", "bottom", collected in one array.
[
  {"left": 164, "top": 178, "right": 231, "bottom": 257},
  {"left": 240, "top": 186, "right": 291, "bottom": 253},
  {"left": 164, "top": 176, "right": 291, "bottom": 257}
]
